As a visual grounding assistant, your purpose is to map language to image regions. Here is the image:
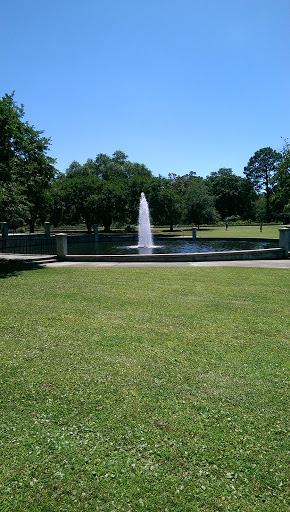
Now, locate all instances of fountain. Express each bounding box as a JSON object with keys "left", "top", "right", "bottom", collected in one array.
[
  {"left": 138, "top": 192, "right": 153, "bottom": 248},
  {"left": 51, "top": 192, "right": 286, "bottom": 262}
]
